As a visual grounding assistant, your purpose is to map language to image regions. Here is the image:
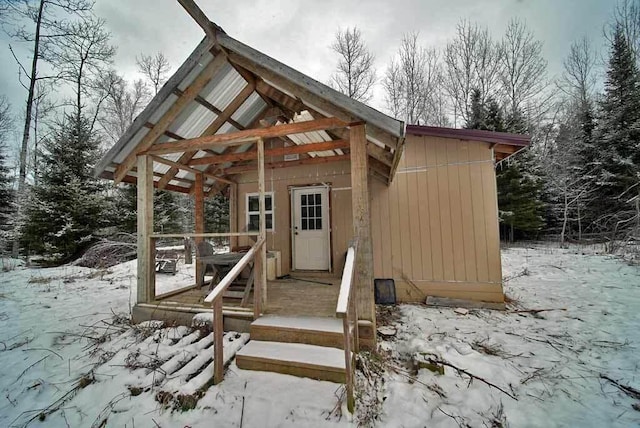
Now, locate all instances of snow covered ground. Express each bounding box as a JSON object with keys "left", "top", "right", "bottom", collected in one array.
[
  {"left": 378, "top": 244, "right": 640, "bottom": 427},
  {"left": 0, "top": 244, "right": 638, "bottom": 427}
]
